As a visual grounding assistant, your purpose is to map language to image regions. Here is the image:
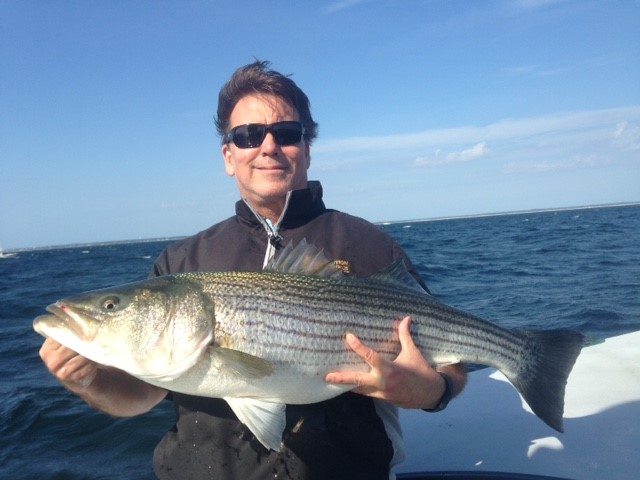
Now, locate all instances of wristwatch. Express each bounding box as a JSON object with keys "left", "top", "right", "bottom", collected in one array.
[{"left": 424, "top": 372, "right": 454, "bottom": 413}]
